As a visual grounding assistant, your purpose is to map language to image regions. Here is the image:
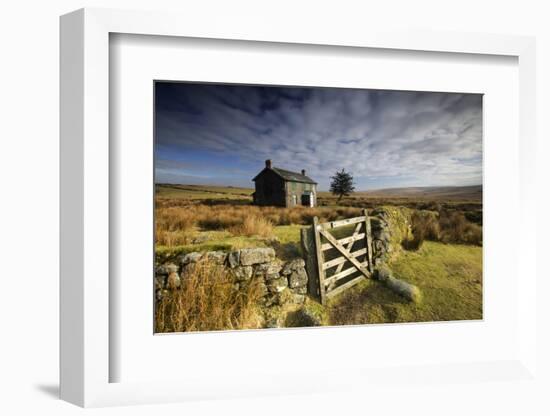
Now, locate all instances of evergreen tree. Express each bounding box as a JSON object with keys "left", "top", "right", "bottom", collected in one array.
[{"left": 330, "top": 169, "right": 355, "bottom": 201}]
